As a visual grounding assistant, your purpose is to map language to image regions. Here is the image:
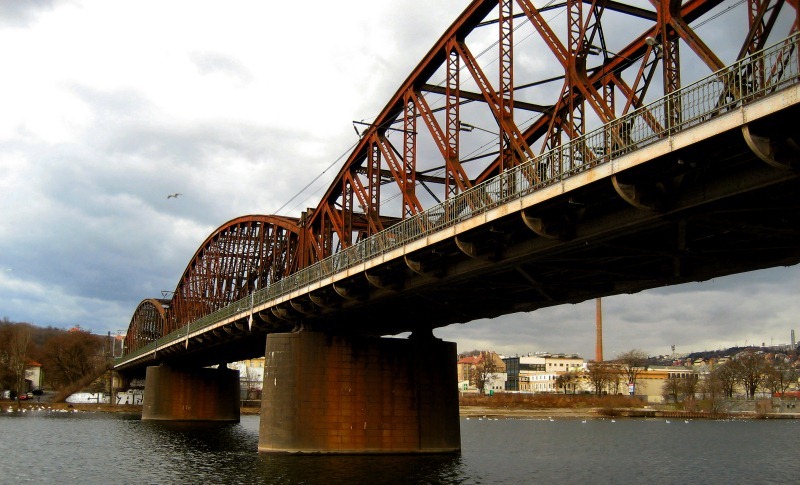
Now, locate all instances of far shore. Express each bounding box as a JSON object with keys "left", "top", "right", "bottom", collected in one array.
[{"left": 5, "top": 401, "right": 797, "bottom": 420}]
